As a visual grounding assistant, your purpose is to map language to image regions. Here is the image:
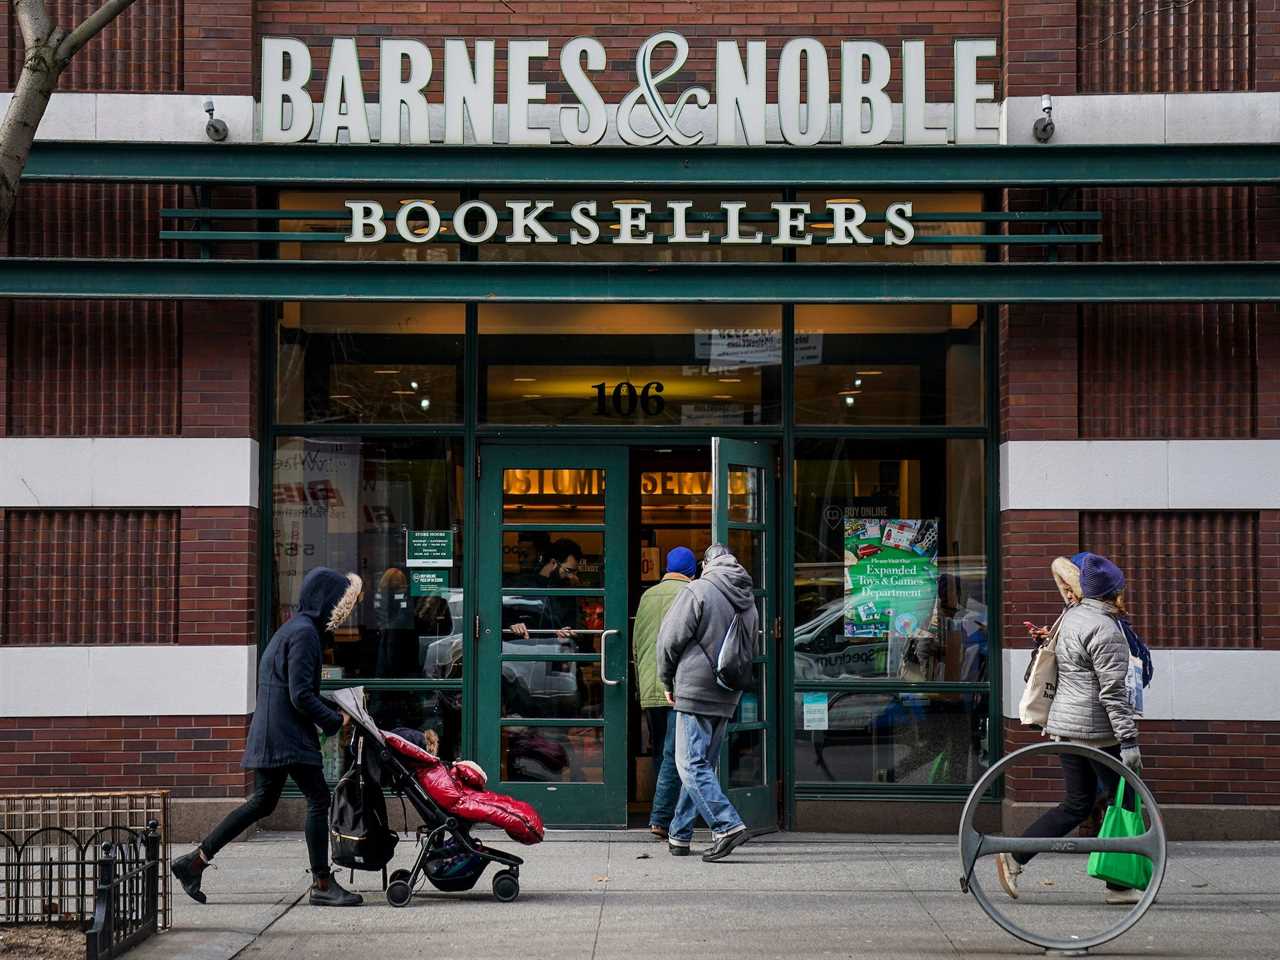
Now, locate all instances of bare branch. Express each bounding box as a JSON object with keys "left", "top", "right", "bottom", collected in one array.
[
  {"left": 55, "top": 0, "right": 139, "bottom": 65},
  {"left": 14, "top": 0, "right": 56, "bottom": 47}
]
